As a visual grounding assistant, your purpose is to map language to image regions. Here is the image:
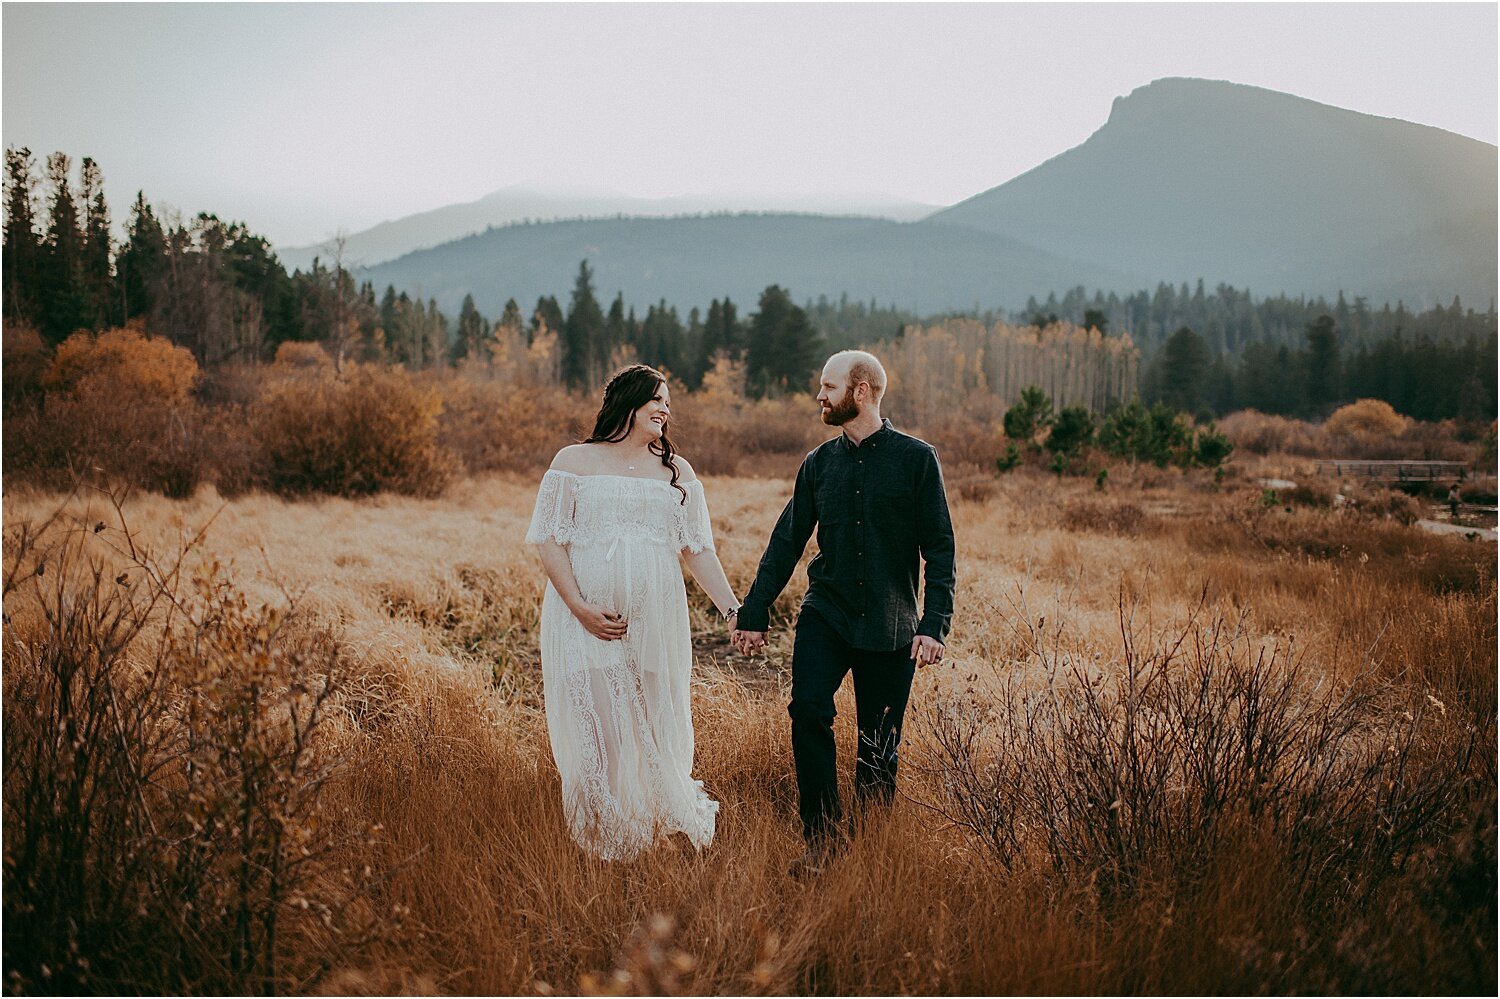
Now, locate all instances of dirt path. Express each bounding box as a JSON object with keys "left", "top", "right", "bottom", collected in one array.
[{"left": 1417, "top": 518, "right": 1498, "bottom": 542}]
